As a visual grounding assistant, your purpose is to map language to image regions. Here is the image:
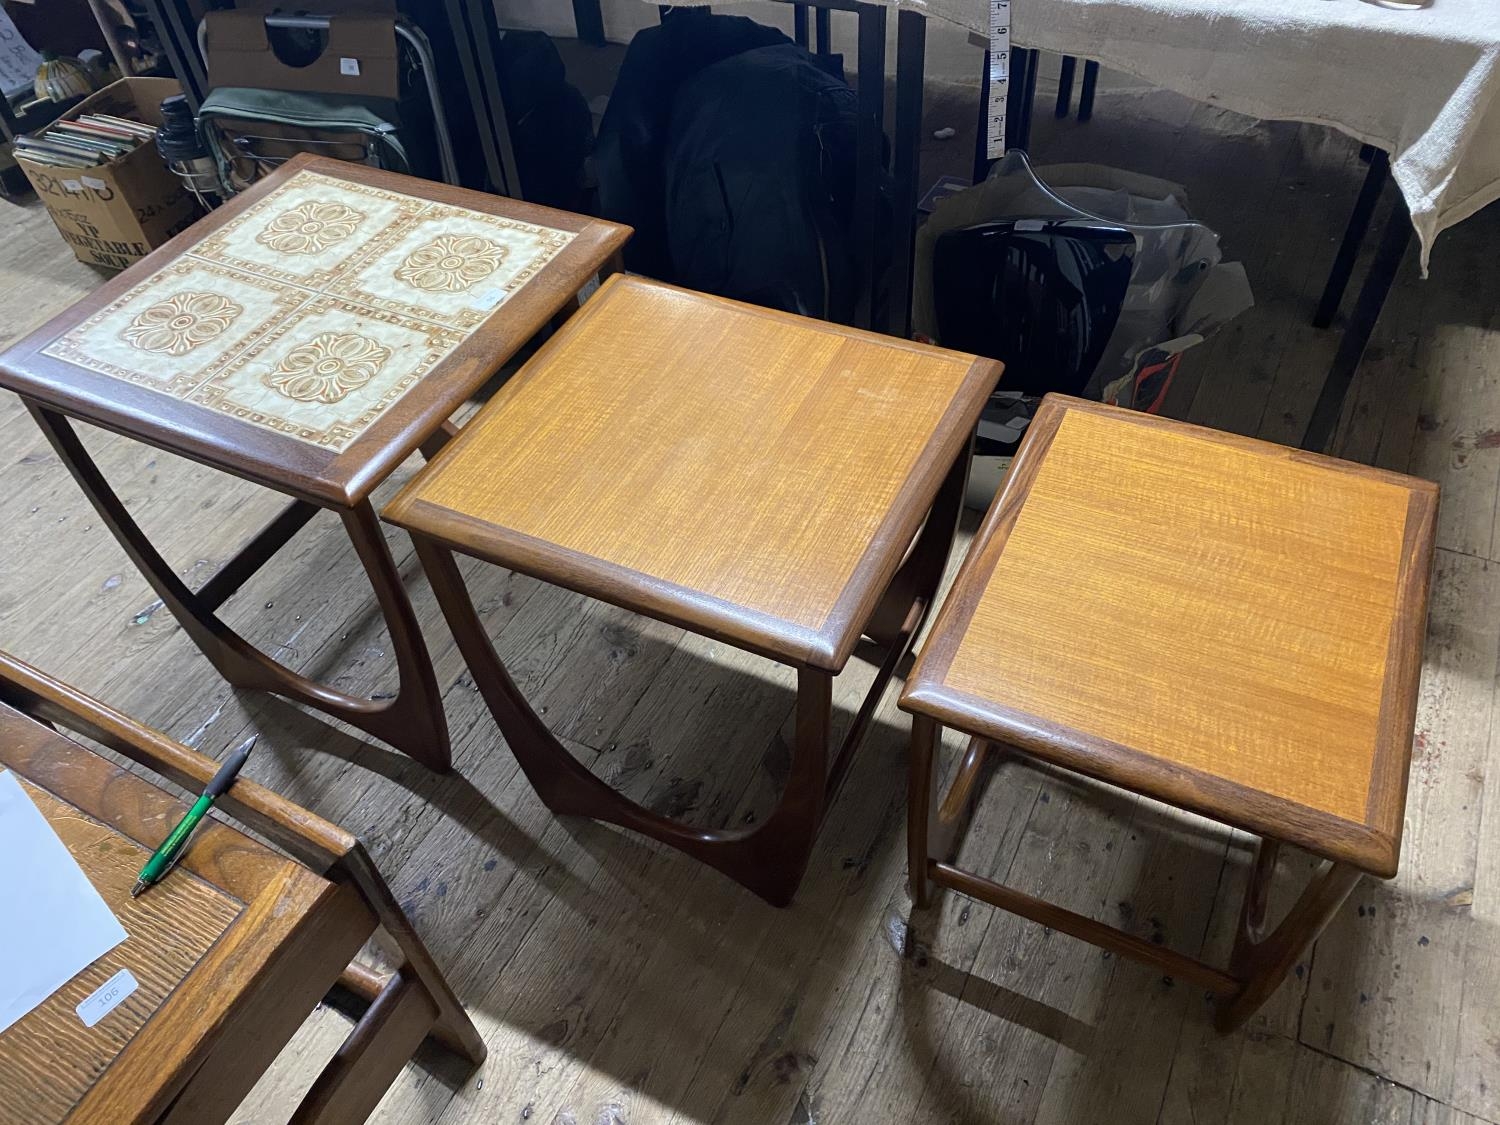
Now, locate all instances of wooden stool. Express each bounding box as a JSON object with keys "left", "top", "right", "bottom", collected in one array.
[
  {"left": 0, "top": 154, "right": 628, "bottom": 771},
  {"left": 0, "top": 651, "right": 485, "bottom": 1123},
  {"left": 384, "top": 275, "right": 1001, "bottom": 905},
  {"left": 900, "top": 395, "right": 1437, "bottom": 1031}
]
